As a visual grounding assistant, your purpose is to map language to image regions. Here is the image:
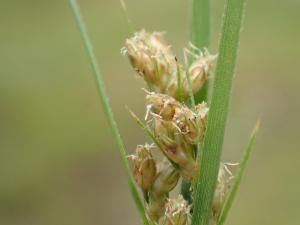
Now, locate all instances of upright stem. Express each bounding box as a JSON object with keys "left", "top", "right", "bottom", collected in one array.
[
  {"left": 191, "top": 0, "right": 246, "bottom": 224},
  {"left": 190, "top": 0, "right": 211, "bottom": 103},
  {"left": 190, "top": 0, "right": 211, "bottom": 49}
]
